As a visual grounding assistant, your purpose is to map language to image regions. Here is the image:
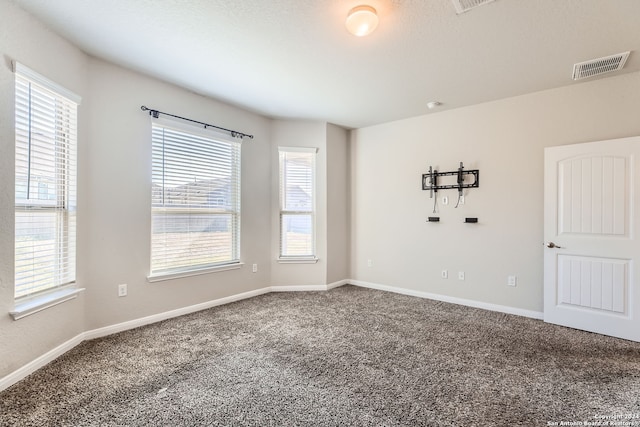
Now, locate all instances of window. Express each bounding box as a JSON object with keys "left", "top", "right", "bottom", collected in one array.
[
  {"left": 279, "top": 147, "right": 317, "bottom": 260},
  {"left": 14, "top": 63, "right": 80, "bottom": 300},
  {"left": 150, "top": 118, "right": 241, "bottom": 278}
]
